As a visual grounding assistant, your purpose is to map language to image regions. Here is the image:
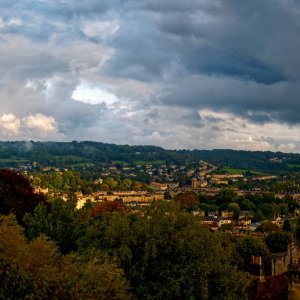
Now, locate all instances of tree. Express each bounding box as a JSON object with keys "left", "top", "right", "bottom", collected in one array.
[
  {"left": 228, "top": 202, "right": 240, "bottom": 220},
  {"left": 121, "top": 179, "right": 132, "bottom": 190},
  {"left": 52, "top": 172, "right": 63, "bottom": 190},
  {"left": 174, "top": 191, "right": 199, "bottom": 211},
  {"left": 252, "top": 210, "right": 264, "bottom": 223},
  {"left": 217, "top": 189, "right": 237, "bottom": 206},
  {"left": 260, "top": 203, "right": 275, "bottom": 219},
  {"left": 236, "top": 236, "right": 271, "bottom": 276},
  {"left": 126, "top": 202, "right": 249, "bottom": 299},
  {"left": 0, "top": 169, "right": 49, "bottom": 223},
  {"left": 24, "top": 198, "right": 81, "bottom": 254},
  {"left": 244, "top": 170, "right": 253, "bottom": 177},
  {"left": 198, "top": 193, "right": 207, "bottom": 202},
  {"left": 77, "top": 201, "right": 250, "bottom": 299},
  {"left": 279, "top": 203, "right": 289, "bottom": 216},
  {"left": 256, "top": 221, "right": 280, "bottom": 233},
  {"left": 0, "top": 215, "right": 131, "bottom": 299},
  {"left": 240, "top": 199, "right": 256, "bottom": 211},
  {"left": 282, "top": 219, "right": 291, "bottom": 232},
  {"left": 163, "top": 191, "right": 171, "bottom": 200},
  {"left": 91, "top": 201, "right": 129, "bottom": 217},
  {"left": 265, "top": 232, "right": 288, "bottom": 253},
  {"left": 105, "top": 177, "right": 118, "bottom": 190}
]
